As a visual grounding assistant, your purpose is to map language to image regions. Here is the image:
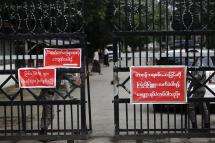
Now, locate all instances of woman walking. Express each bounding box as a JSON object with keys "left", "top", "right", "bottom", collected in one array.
[{"left": 91, "top": 49, "right": 102, "bottom": 75}]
